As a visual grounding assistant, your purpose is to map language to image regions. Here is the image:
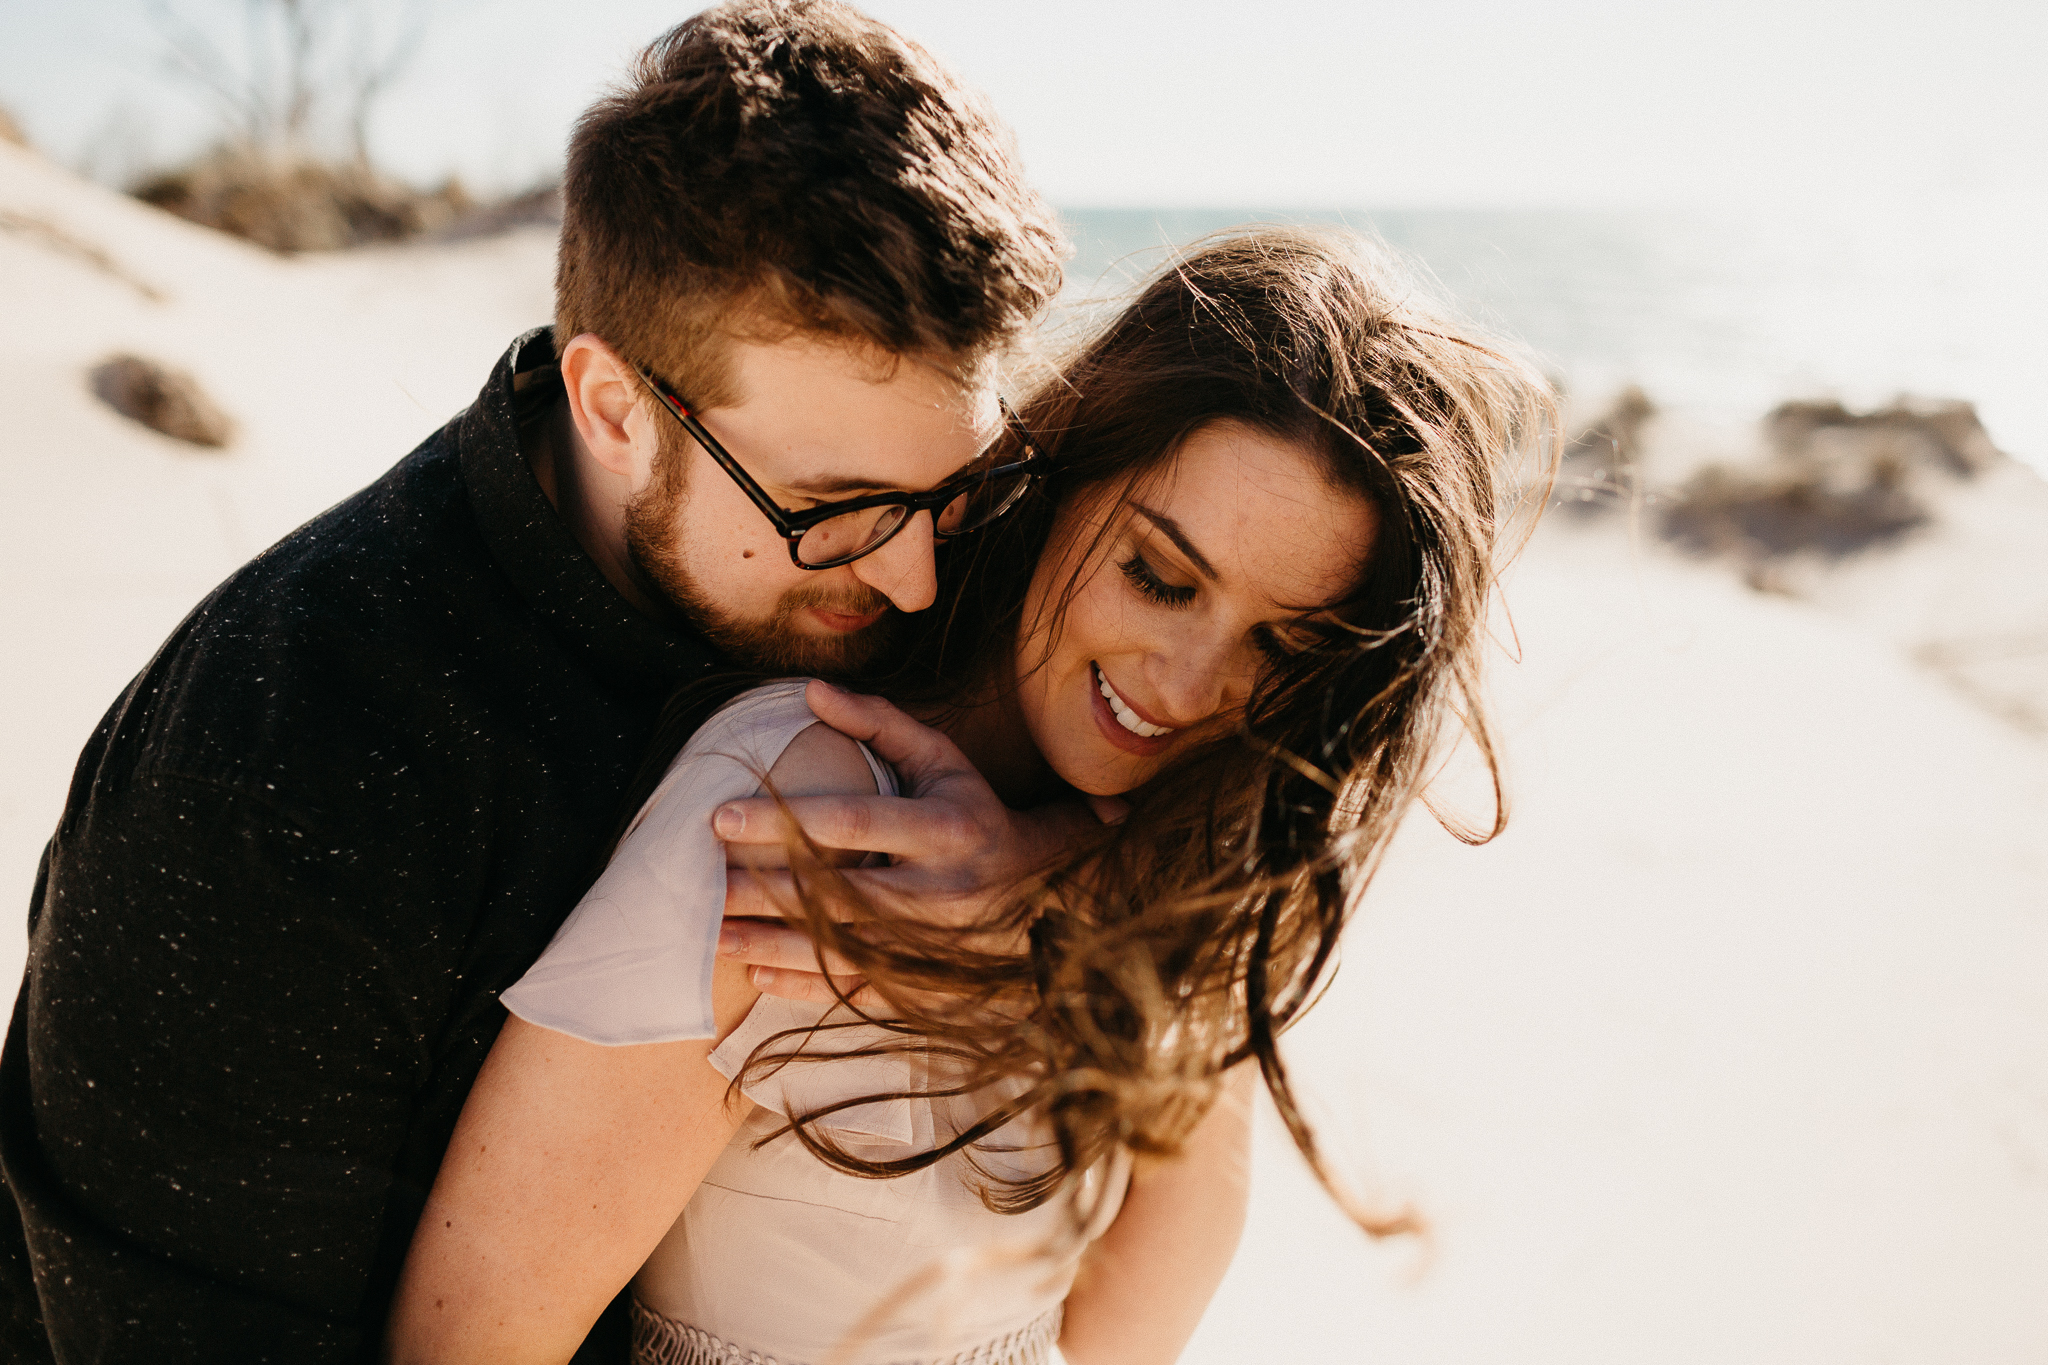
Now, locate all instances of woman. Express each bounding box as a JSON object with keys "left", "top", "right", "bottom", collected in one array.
[{"left": 387, "top": 227, "right": 1553, "bottom": 1365}]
